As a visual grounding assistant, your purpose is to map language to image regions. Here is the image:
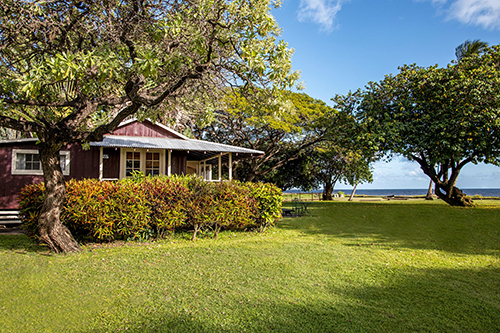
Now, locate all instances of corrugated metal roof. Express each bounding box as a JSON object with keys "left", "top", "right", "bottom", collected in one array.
[
  {"left": 0, "top": 138, "right": 38, "bottom": 144},
  {"left": 90, "top": 135, "right": 263, "bottom": 155}
]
